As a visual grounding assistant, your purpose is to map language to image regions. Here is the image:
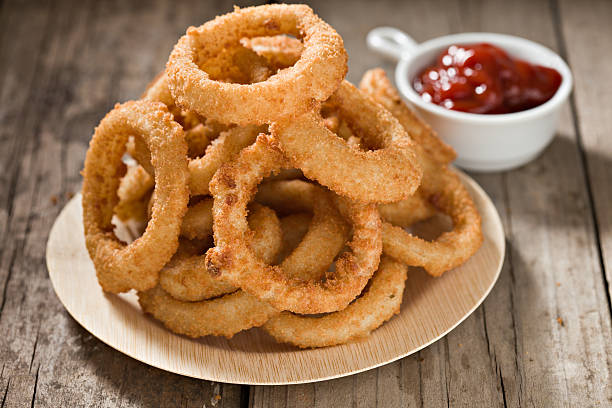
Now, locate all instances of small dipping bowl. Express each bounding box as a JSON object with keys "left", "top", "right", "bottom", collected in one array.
[{"left": 367, "top": 28, "right": 573, "bottom": 172}]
